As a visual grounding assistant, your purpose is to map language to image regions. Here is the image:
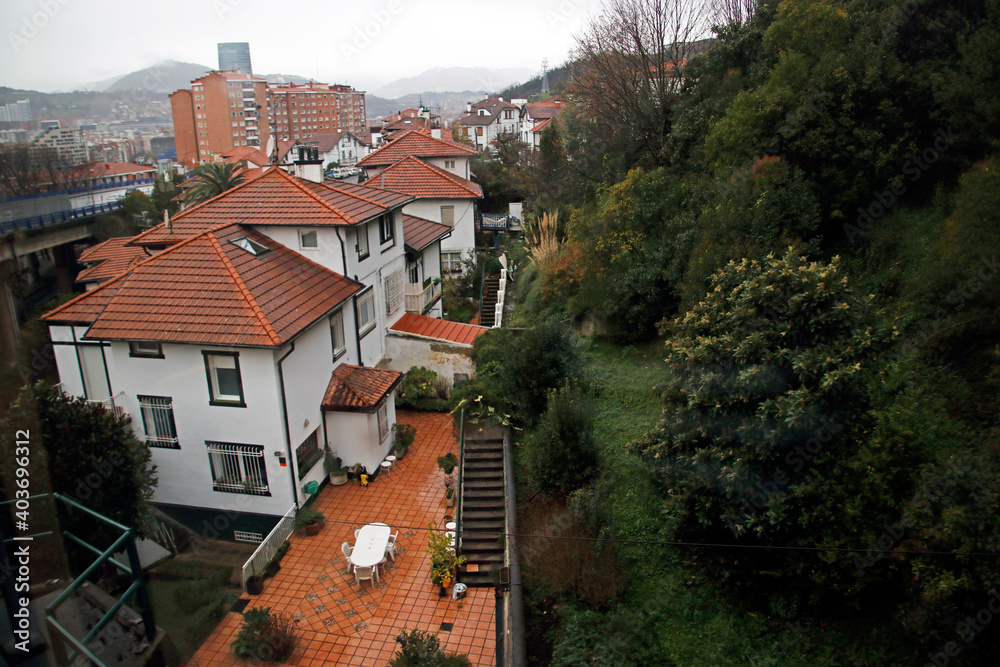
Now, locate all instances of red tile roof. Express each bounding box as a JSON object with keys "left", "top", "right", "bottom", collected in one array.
[
  {"left": 129, "top": 168, "right": 412, "bottom": 247},
  {"left": 402, "top": 214, "right": 451, "bottom": 252},
  {"left": 322, "top": 364, "right": 403, "bottom": 412},
  {"left": 371, "top": 156, "right": 483, "bottom": 200},
  {"left": 525, "top": 100, "right": 566, "bottom": 121},
  {"left": 76, "top": 237, "right": 149, "bottom": 284},
  {"left": 44, "top": 225, "right": 361, "bottom": 347},
  {"left": 358, "top": 130, "right": 476, "bottom": 167},
  {"left": 390, "top": 312, "right": 488, "bottom": 347},
  {"left": 73, "top": 162, "right": 156, "bottom": 179},
  {"left": 530, "top": 118, "right": 553, "bottom": 133},
  {"left": 220, "top": 146, "right": 270, "bottom": 167}
]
